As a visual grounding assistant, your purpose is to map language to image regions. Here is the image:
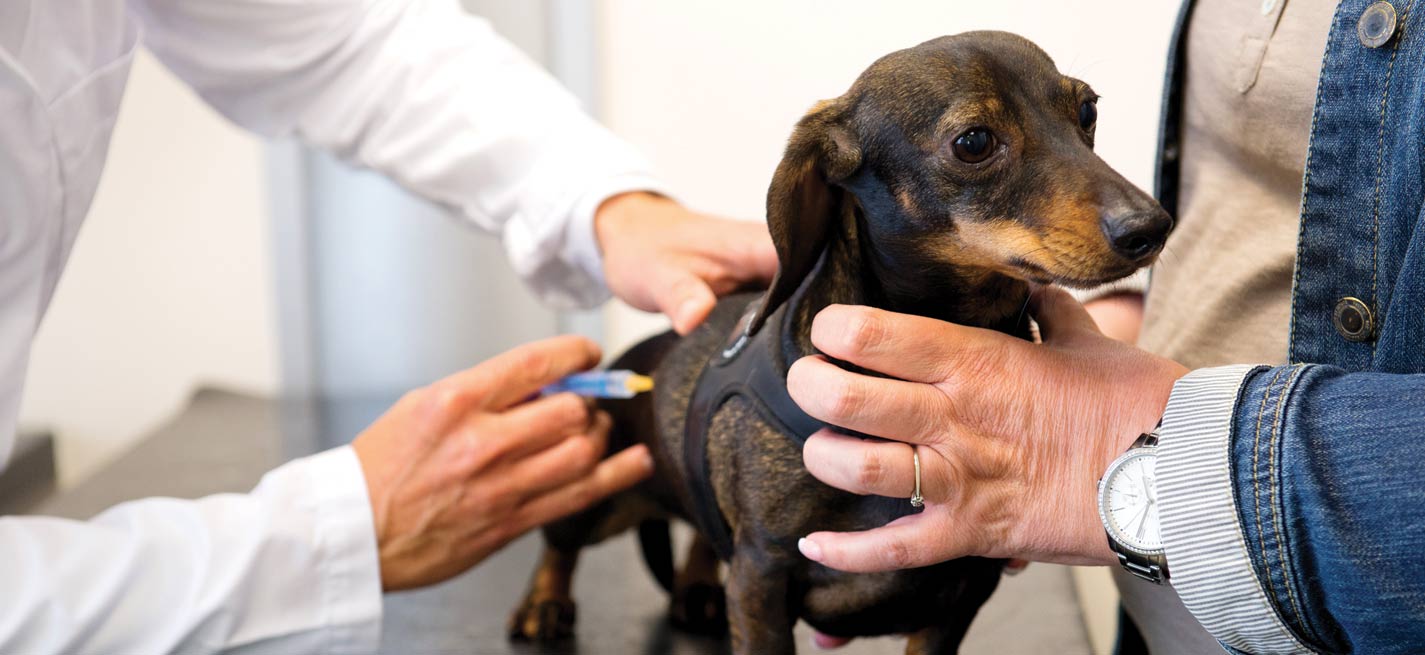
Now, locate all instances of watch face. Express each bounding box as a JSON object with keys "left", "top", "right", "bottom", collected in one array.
[{"left": 1099, "top": 450, "right": 1163, "bottom": 553}]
